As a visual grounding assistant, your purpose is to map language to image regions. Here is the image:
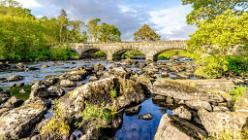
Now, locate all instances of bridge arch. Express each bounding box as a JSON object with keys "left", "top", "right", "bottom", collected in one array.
[
  {"left": 152, "top": 48, "right": 187, "bottom": 61},
  {"left": 70, "top": 41, "right": 187, "bottom": 61},
  {"left": 112, "top": 48, "right": 146, "bottom": 61}
]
